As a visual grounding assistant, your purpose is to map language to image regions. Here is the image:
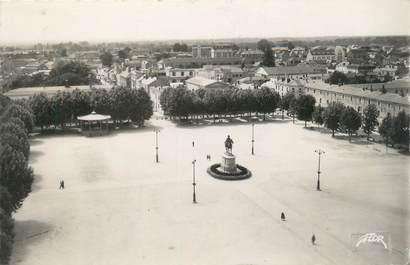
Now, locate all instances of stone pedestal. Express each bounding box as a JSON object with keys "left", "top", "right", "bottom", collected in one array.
[{"left": 221, "top": 152, "right": 237, "bottom": 173}]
